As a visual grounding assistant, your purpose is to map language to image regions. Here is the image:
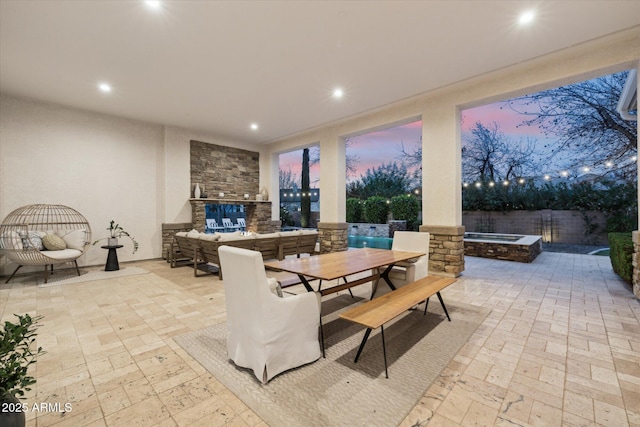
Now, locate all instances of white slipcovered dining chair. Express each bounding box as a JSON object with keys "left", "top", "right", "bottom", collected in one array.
[
  {"left": 218, "top": 245, "right": 321, "bottom": 384},
  {"left": 372, "top": 231, "right": 430, "bottom": 297}
]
